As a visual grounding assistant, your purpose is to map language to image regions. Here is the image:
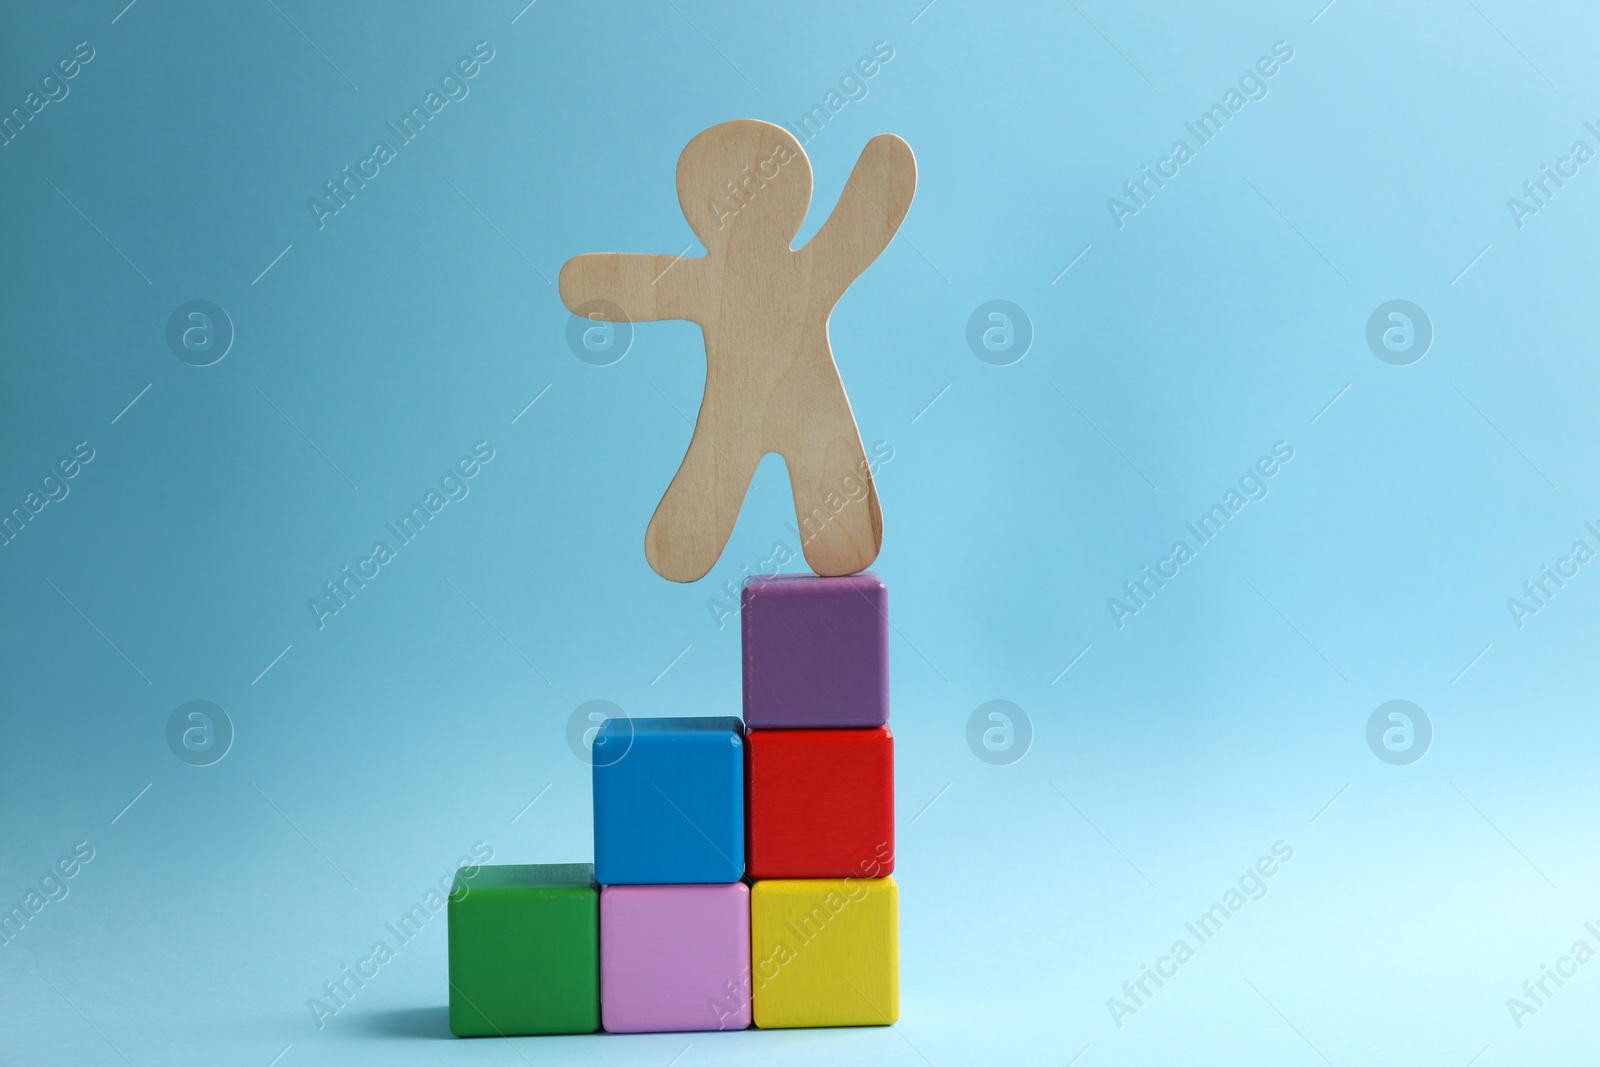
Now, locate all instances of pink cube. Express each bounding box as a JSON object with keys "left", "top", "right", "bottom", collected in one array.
[{"left": 600, "top": 883, "right": 751, "bottom": 1032}]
